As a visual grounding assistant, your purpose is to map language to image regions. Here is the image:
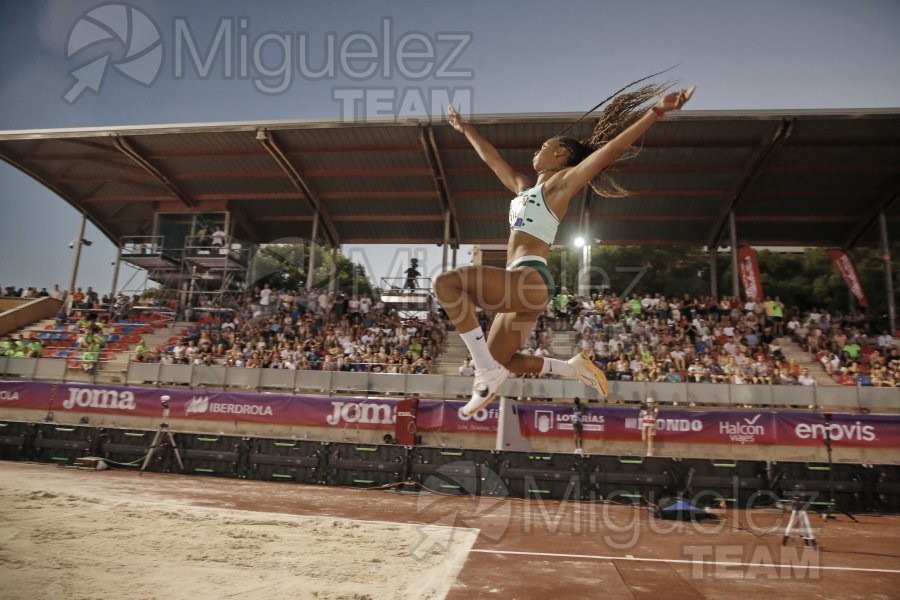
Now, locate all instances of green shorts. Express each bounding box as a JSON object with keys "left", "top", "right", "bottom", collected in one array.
[{"left": 508, "top": 259, "right": 554, "bottom": 296}]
